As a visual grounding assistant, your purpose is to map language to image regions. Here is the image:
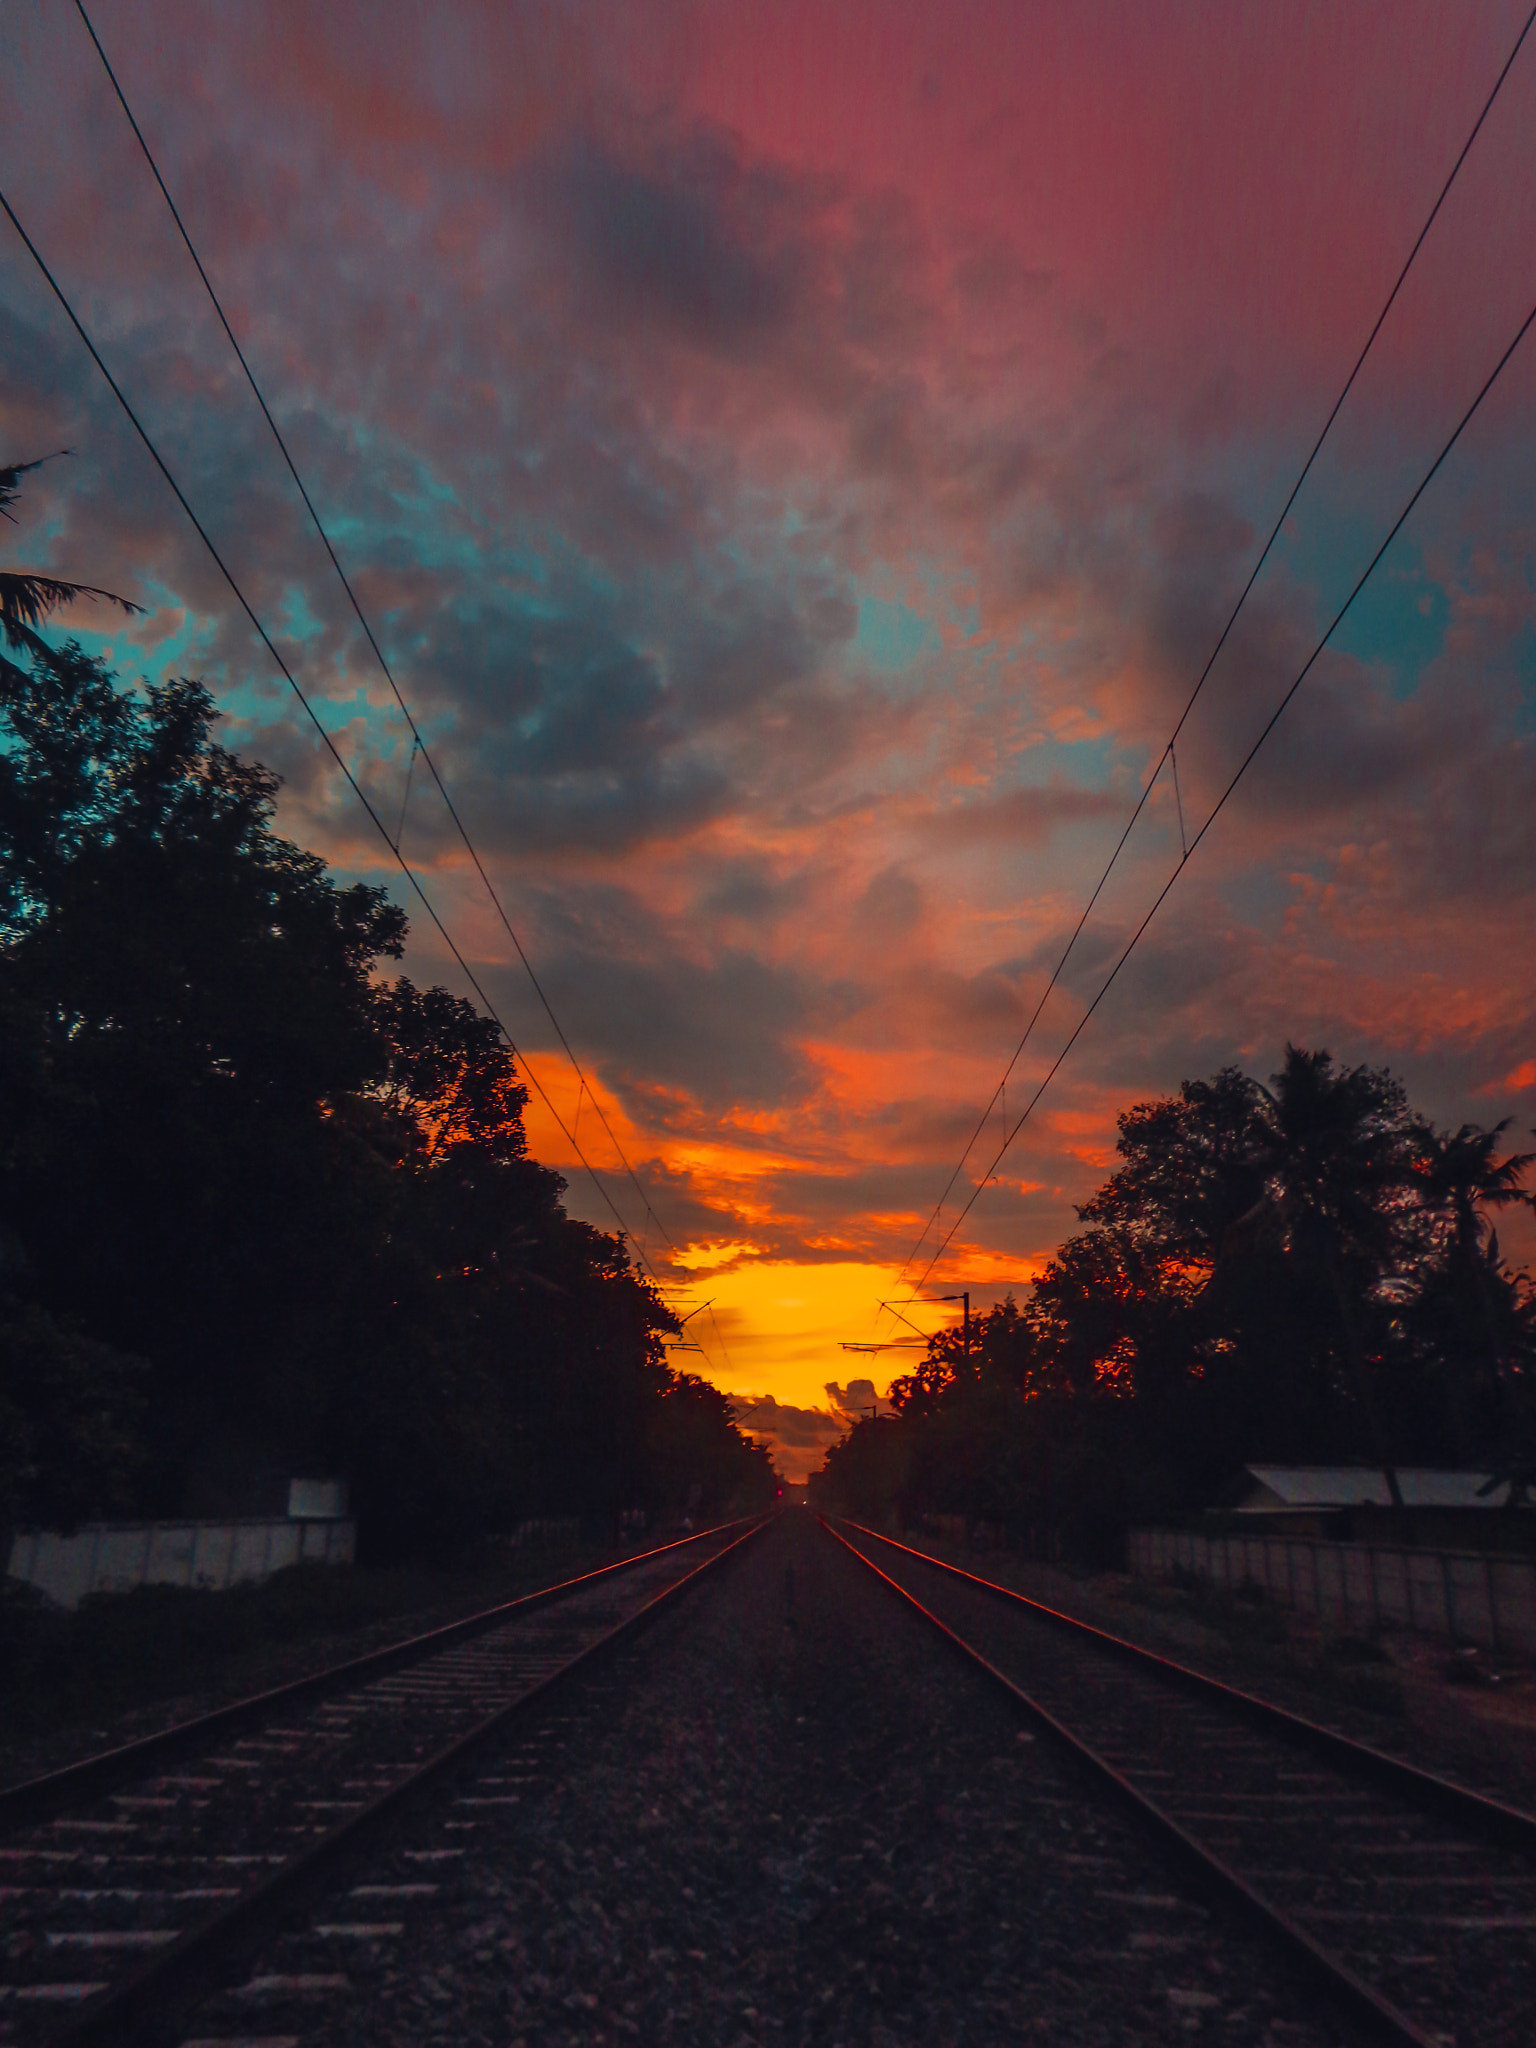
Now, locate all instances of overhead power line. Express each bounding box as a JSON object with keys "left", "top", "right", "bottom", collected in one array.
[
  {"left": 0, "top": 181, "right": 683, "bottom": 1306},
  {"left": 891, "top": 2, "right": 1536, "bottom": 1298},
  {"left": 66, "top": 6, "right": 737, "bottom": 1377},
  {"left": 910, "top": 288, "right": 1536, "bottom": 1297},
  {"left": 69, "top": 0, "right": 707, "bottom": 1330}
]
